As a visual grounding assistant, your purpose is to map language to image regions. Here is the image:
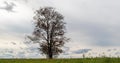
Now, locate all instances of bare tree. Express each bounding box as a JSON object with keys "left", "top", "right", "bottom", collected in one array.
[{"left": 28, "top": 7, "right": 69, "bottom": 59}]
